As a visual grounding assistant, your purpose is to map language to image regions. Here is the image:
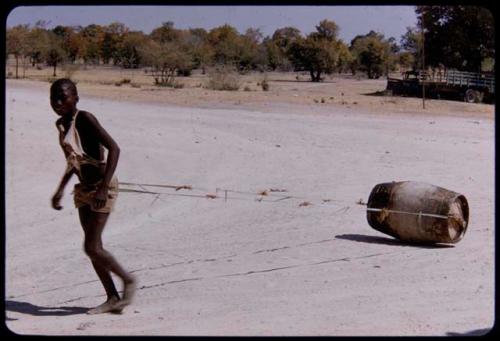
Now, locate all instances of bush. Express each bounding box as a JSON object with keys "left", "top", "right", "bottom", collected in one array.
[
  {"left": 261, "top": 79, "right": 269, "bottom": 91},
  {"left": 177, "top": 68, "right": 192, "bottom": 77},
  {"left": 115, "top": 78, "right": 132, "bottom": 86},
  {"left": 206, "top": 65, "right": 241, "bottom": 91}
]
